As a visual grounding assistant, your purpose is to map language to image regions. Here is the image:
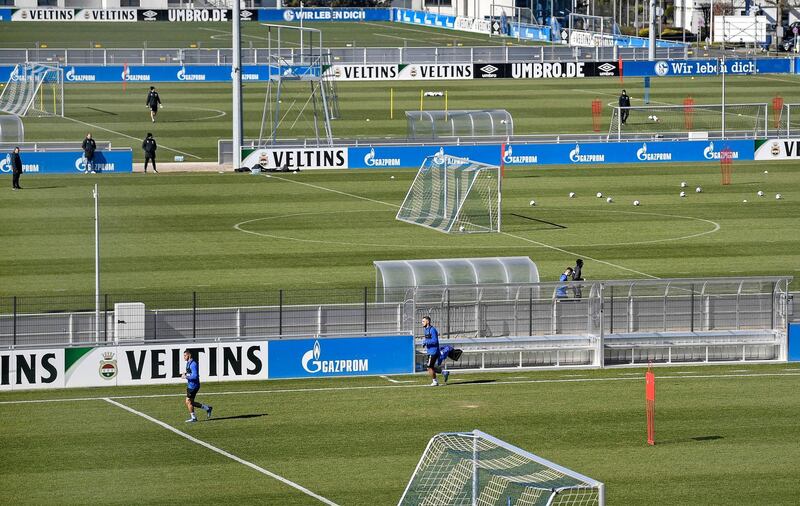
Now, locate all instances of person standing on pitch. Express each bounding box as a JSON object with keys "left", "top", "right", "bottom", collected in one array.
[
  {"left": 571, "top": 259, "right": 584, "bottom": 298},
  {"left": 422, "top": 316, "right": 448, "bottom": 386},
  {"left": 81, "top": 133, "right": 96, "bottom": 173},
  {"left": 142, "top": 133, "right": 158, "bottom": 173},
  {"left": 180, "top": 349, "right": 212, "bottom": 422},
  {"left": 146, "top": 86, "right": 162, "bottom": 123},
  {"left": 10, "top": 146, "right": 22, "bottom": 190},
  {"left": 619, "top": 89, "right": 631, "bottom": 125}
]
